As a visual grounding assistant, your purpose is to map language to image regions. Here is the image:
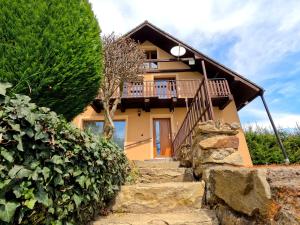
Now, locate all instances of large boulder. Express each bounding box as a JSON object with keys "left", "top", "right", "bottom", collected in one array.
[
  {"left": 203, "top": 166, "right": 300, "bottom": 225},
  {"left": 204, "top": 167, "right": 274, "bottom": 216}
]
